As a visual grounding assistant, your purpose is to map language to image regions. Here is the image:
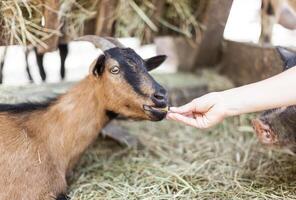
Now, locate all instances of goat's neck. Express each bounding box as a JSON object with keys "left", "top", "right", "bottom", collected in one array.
[{"left": 37, "top": 77, "right": 109, "bottom": 173}]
